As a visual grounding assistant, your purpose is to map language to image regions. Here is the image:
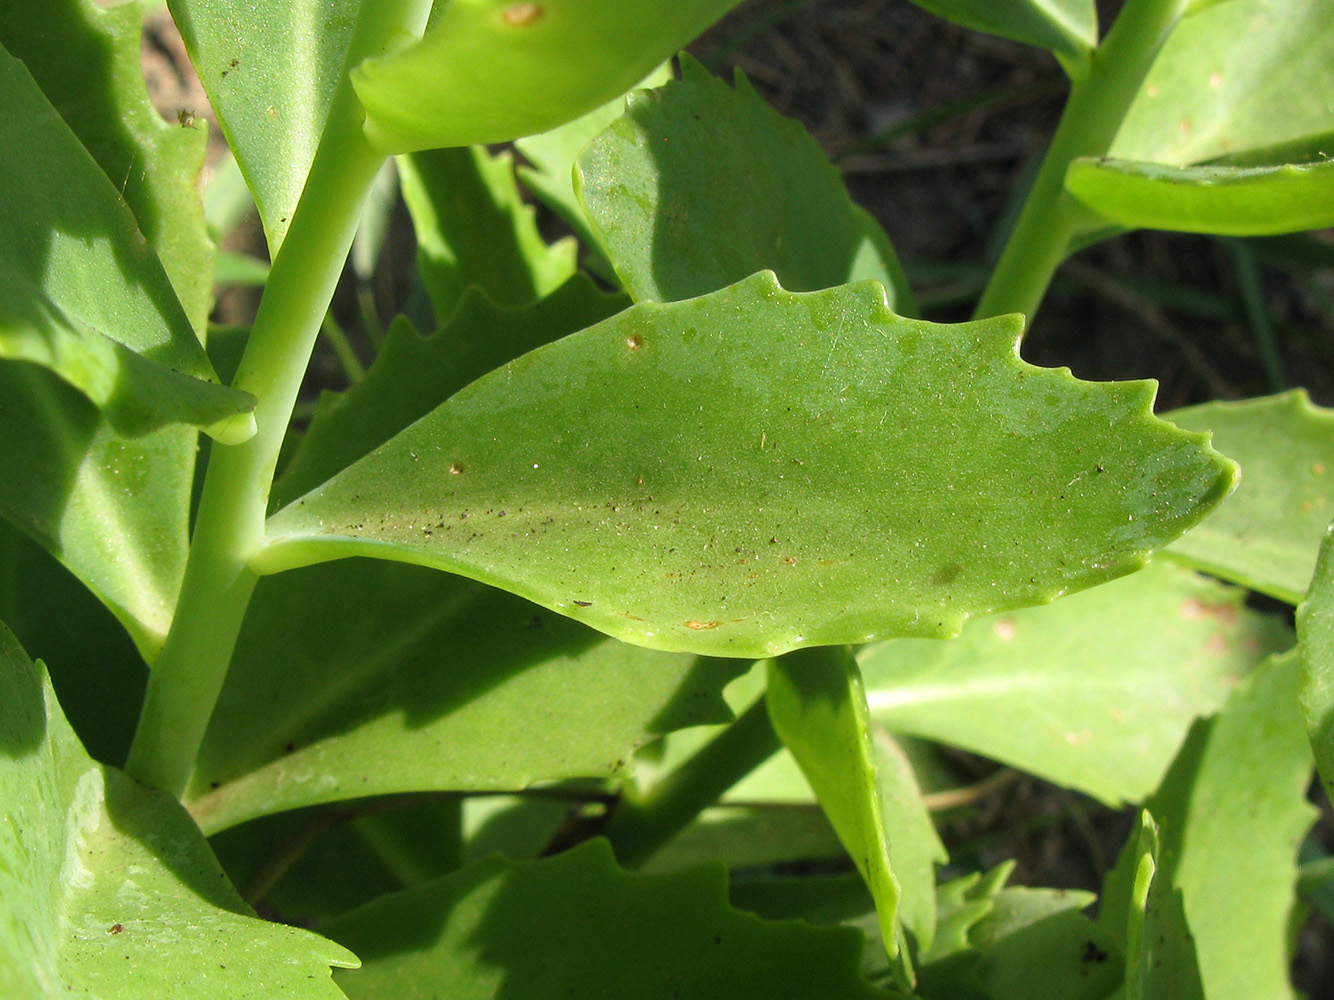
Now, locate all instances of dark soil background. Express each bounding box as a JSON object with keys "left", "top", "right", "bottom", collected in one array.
[{"left": 140, "top": 0, "right": 1334, "bottom": 993}]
